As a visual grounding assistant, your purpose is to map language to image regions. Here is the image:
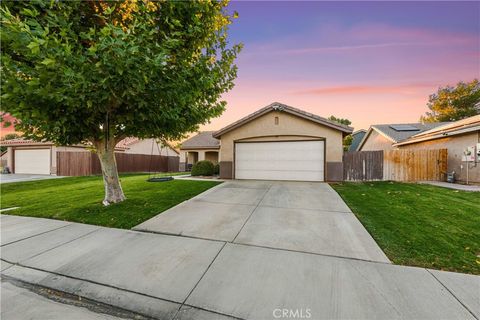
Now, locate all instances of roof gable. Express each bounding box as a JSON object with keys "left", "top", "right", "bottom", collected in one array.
[
  {"left": 394, "top": 115, "right": 480, "bottom": 146},
  {"left": 180, "top": 131, "right": 220, "bottom": 149},
  {"left": 213, "top": 102, "right": 353, "bottom": 138},
  {"left": 357, "top": 122, "right": 450, "bottom": 150}
]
